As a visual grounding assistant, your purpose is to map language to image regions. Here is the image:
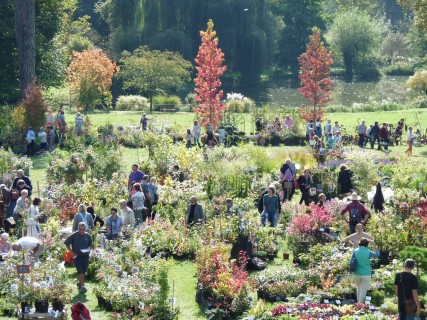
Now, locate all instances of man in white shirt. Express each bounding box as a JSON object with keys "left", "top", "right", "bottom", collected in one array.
[
  {"left": 332, "top": 122, "right": 340, "bottom": 135},
  {"left": 119, "top": 199, "right": 135, "bottom": 232},
  {"left": 26, "top": 127, "right": 35, "bottom": 156},
  {"left": 38, "top": 127, "right": 48, "bottom": 150},
  {"left": 11, "top": 236, "right": 44, "bottom": 263},
  {"left": 356, "top": 120, "right": 367, "bottom": 147},
  {"left": 192, "top": 120, "right": 201, "bottom": 147}
]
